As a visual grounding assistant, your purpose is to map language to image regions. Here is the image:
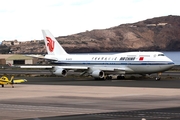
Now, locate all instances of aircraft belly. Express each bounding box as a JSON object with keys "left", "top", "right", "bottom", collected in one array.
[
  {"left": 128, "top": 64, "right": 174, "bottom": 74},
  {"left": 56, "top": 63, "right": 174, "bottom": 75}
]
